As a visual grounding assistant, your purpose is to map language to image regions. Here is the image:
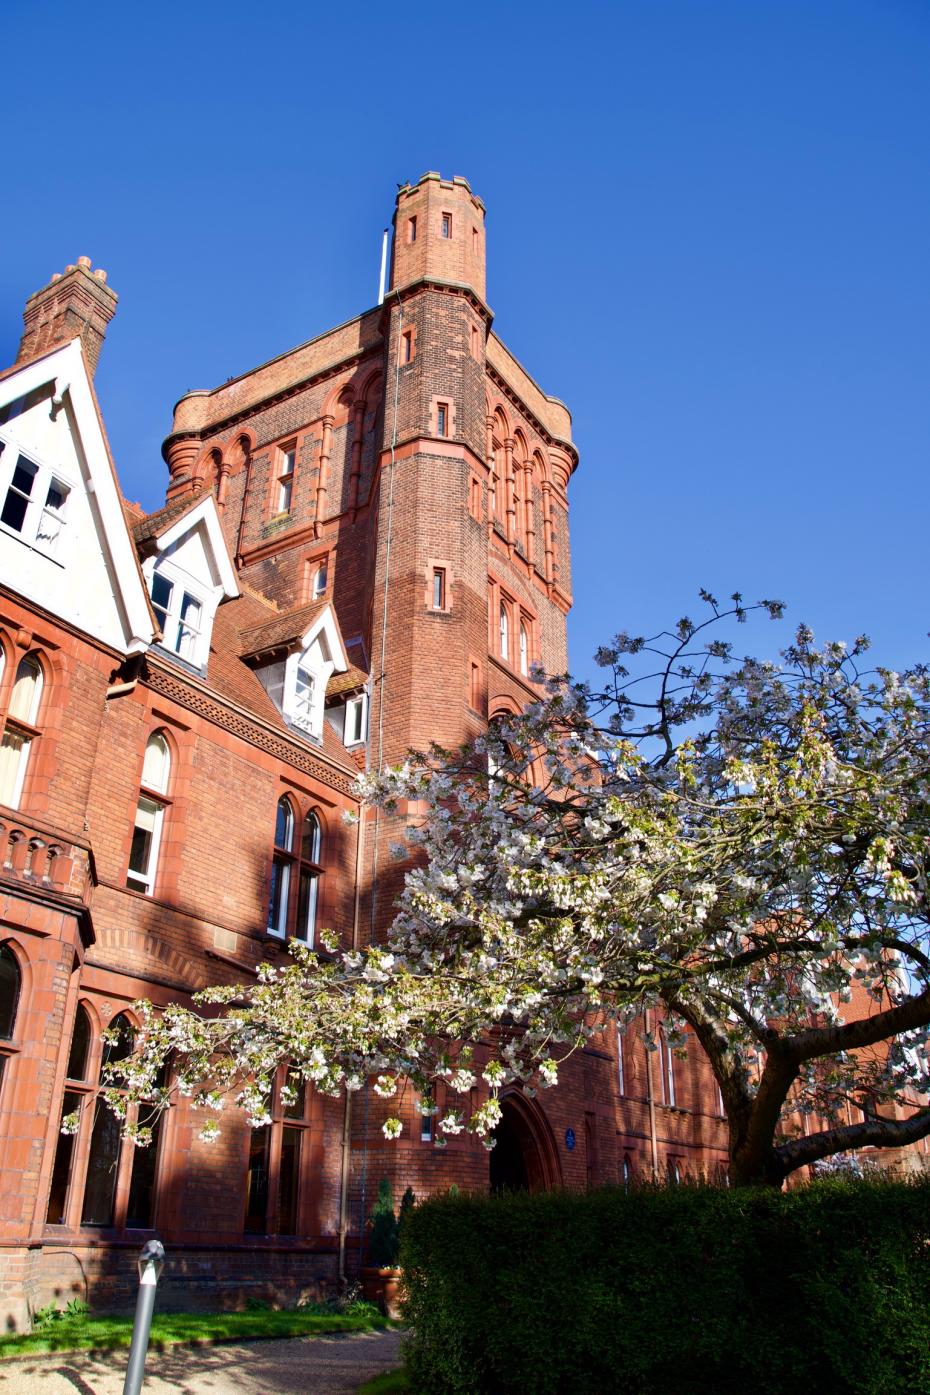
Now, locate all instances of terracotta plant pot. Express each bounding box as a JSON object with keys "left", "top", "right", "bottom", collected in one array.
[{"left": 361, "top": 1265, "right": 404, "bottom": 1318}]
